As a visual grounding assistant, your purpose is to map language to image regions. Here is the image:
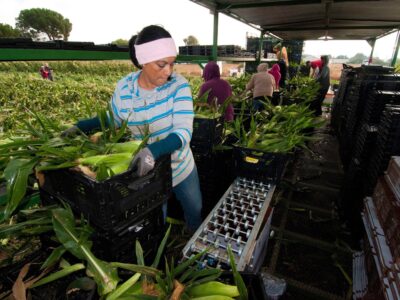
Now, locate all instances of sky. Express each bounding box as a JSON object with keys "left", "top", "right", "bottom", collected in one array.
[{"left": 1, "top": 0, "right": 398, "bottom": 61}]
